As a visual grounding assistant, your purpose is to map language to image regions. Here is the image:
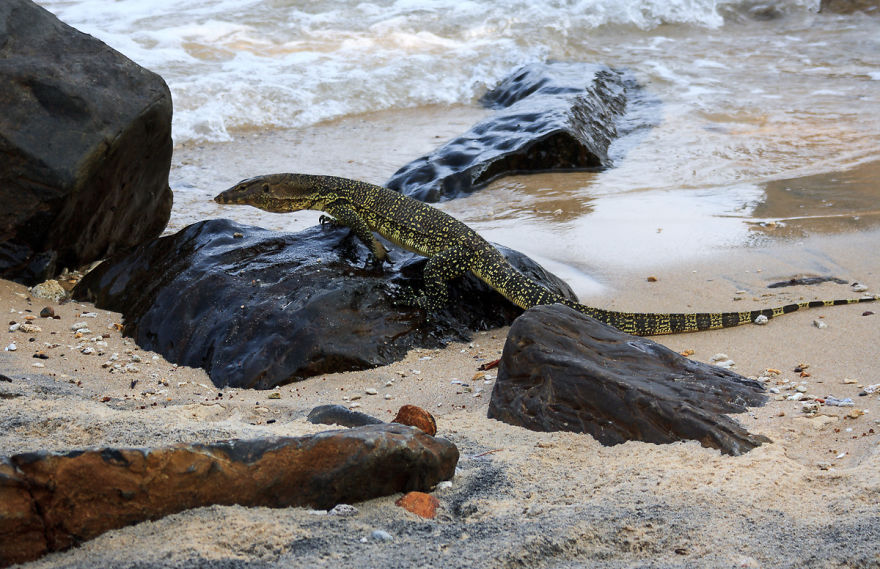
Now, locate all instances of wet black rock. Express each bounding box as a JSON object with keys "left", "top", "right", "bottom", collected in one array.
[
  {"left": 488, "top": 304, "right": 770, "bottom": 455},
  {"left": 308, "top": 405, "right": 385, "bottom": 428},
  {"left": 385, "top": 62, "right": 652, "bottom": 202},
  {"left": 767, "top": 276, "right": 848, "bottom": 288},
  {"left": 819, "top": 0, "right": 879, "bottom": 14},
  {"left": 0, "top": 0, "right": 173, "bottom": 285},
  {"left": 73, "top": 219, "right": 576, "bottom": 389}
]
